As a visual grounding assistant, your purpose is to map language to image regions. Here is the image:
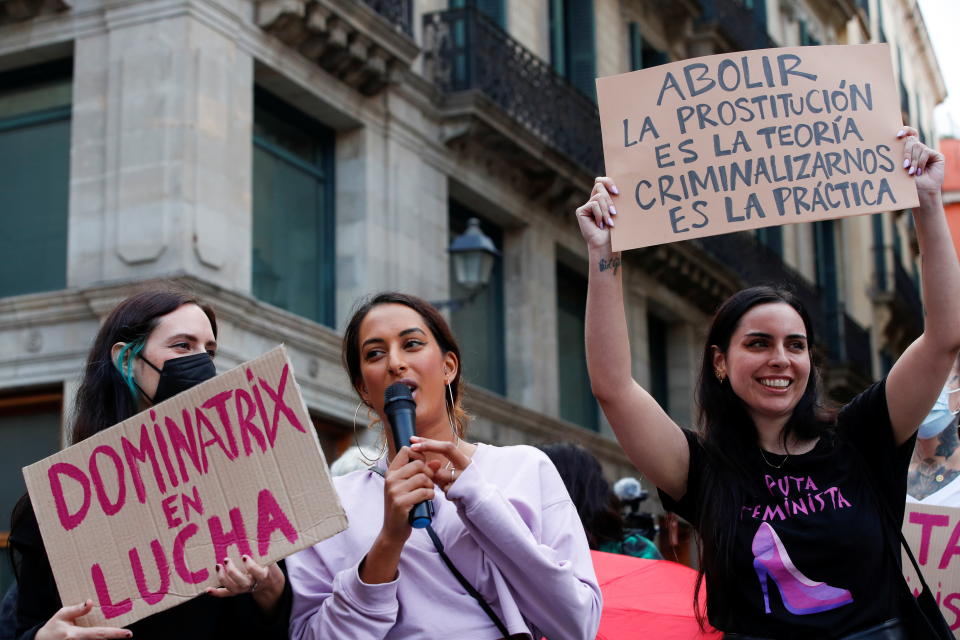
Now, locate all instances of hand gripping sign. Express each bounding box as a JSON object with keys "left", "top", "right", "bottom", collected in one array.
[
  {"left": 23, "top": 346, "right": 347, "bottom": 628},
  {"left": 596, "top": 44, "right": 918, "bottom": 251}
]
